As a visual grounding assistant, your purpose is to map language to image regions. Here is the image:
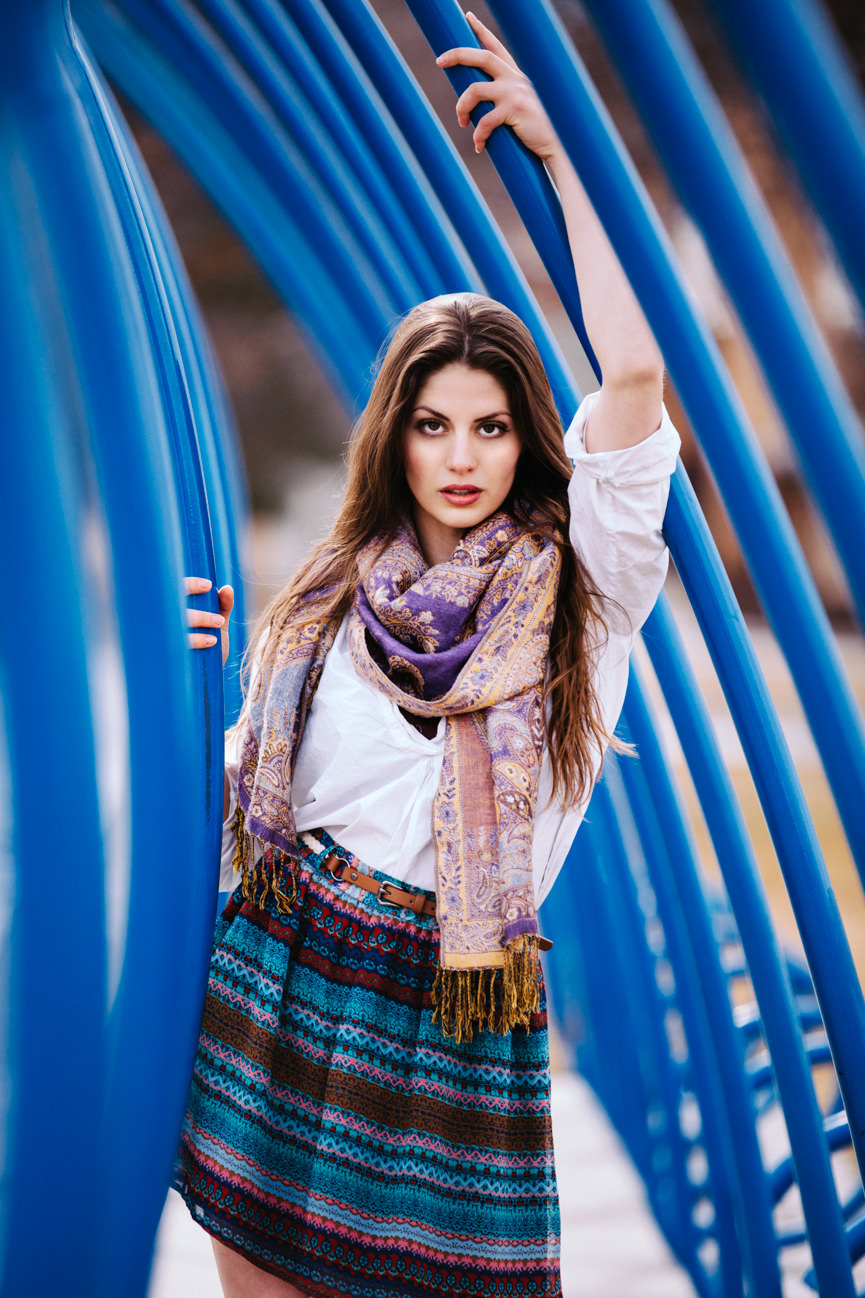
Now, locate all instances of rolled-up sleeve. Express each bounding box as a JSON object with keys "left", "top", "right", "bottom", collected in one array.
[
  {"left": 564, "top": 390, "right": 681, "bottom": 636},
  {"left": 219, "top": 725, "right": 242, "bottom": 891}
]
